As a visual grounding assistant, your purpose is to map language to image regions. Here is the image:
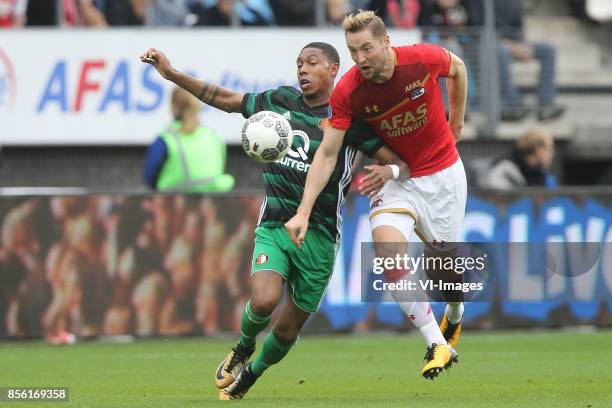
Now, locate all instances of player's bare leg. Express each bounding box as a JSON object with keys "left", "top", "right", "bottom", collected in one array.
[
  {"left": 371, "top": 221, "right": 451, "bottom": 379},
  {"left": 215, "top": 270, "right": 283, "bottom": 389},
  {"left": 220, "top": 287, "right": 310, "bottom": 400}
]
